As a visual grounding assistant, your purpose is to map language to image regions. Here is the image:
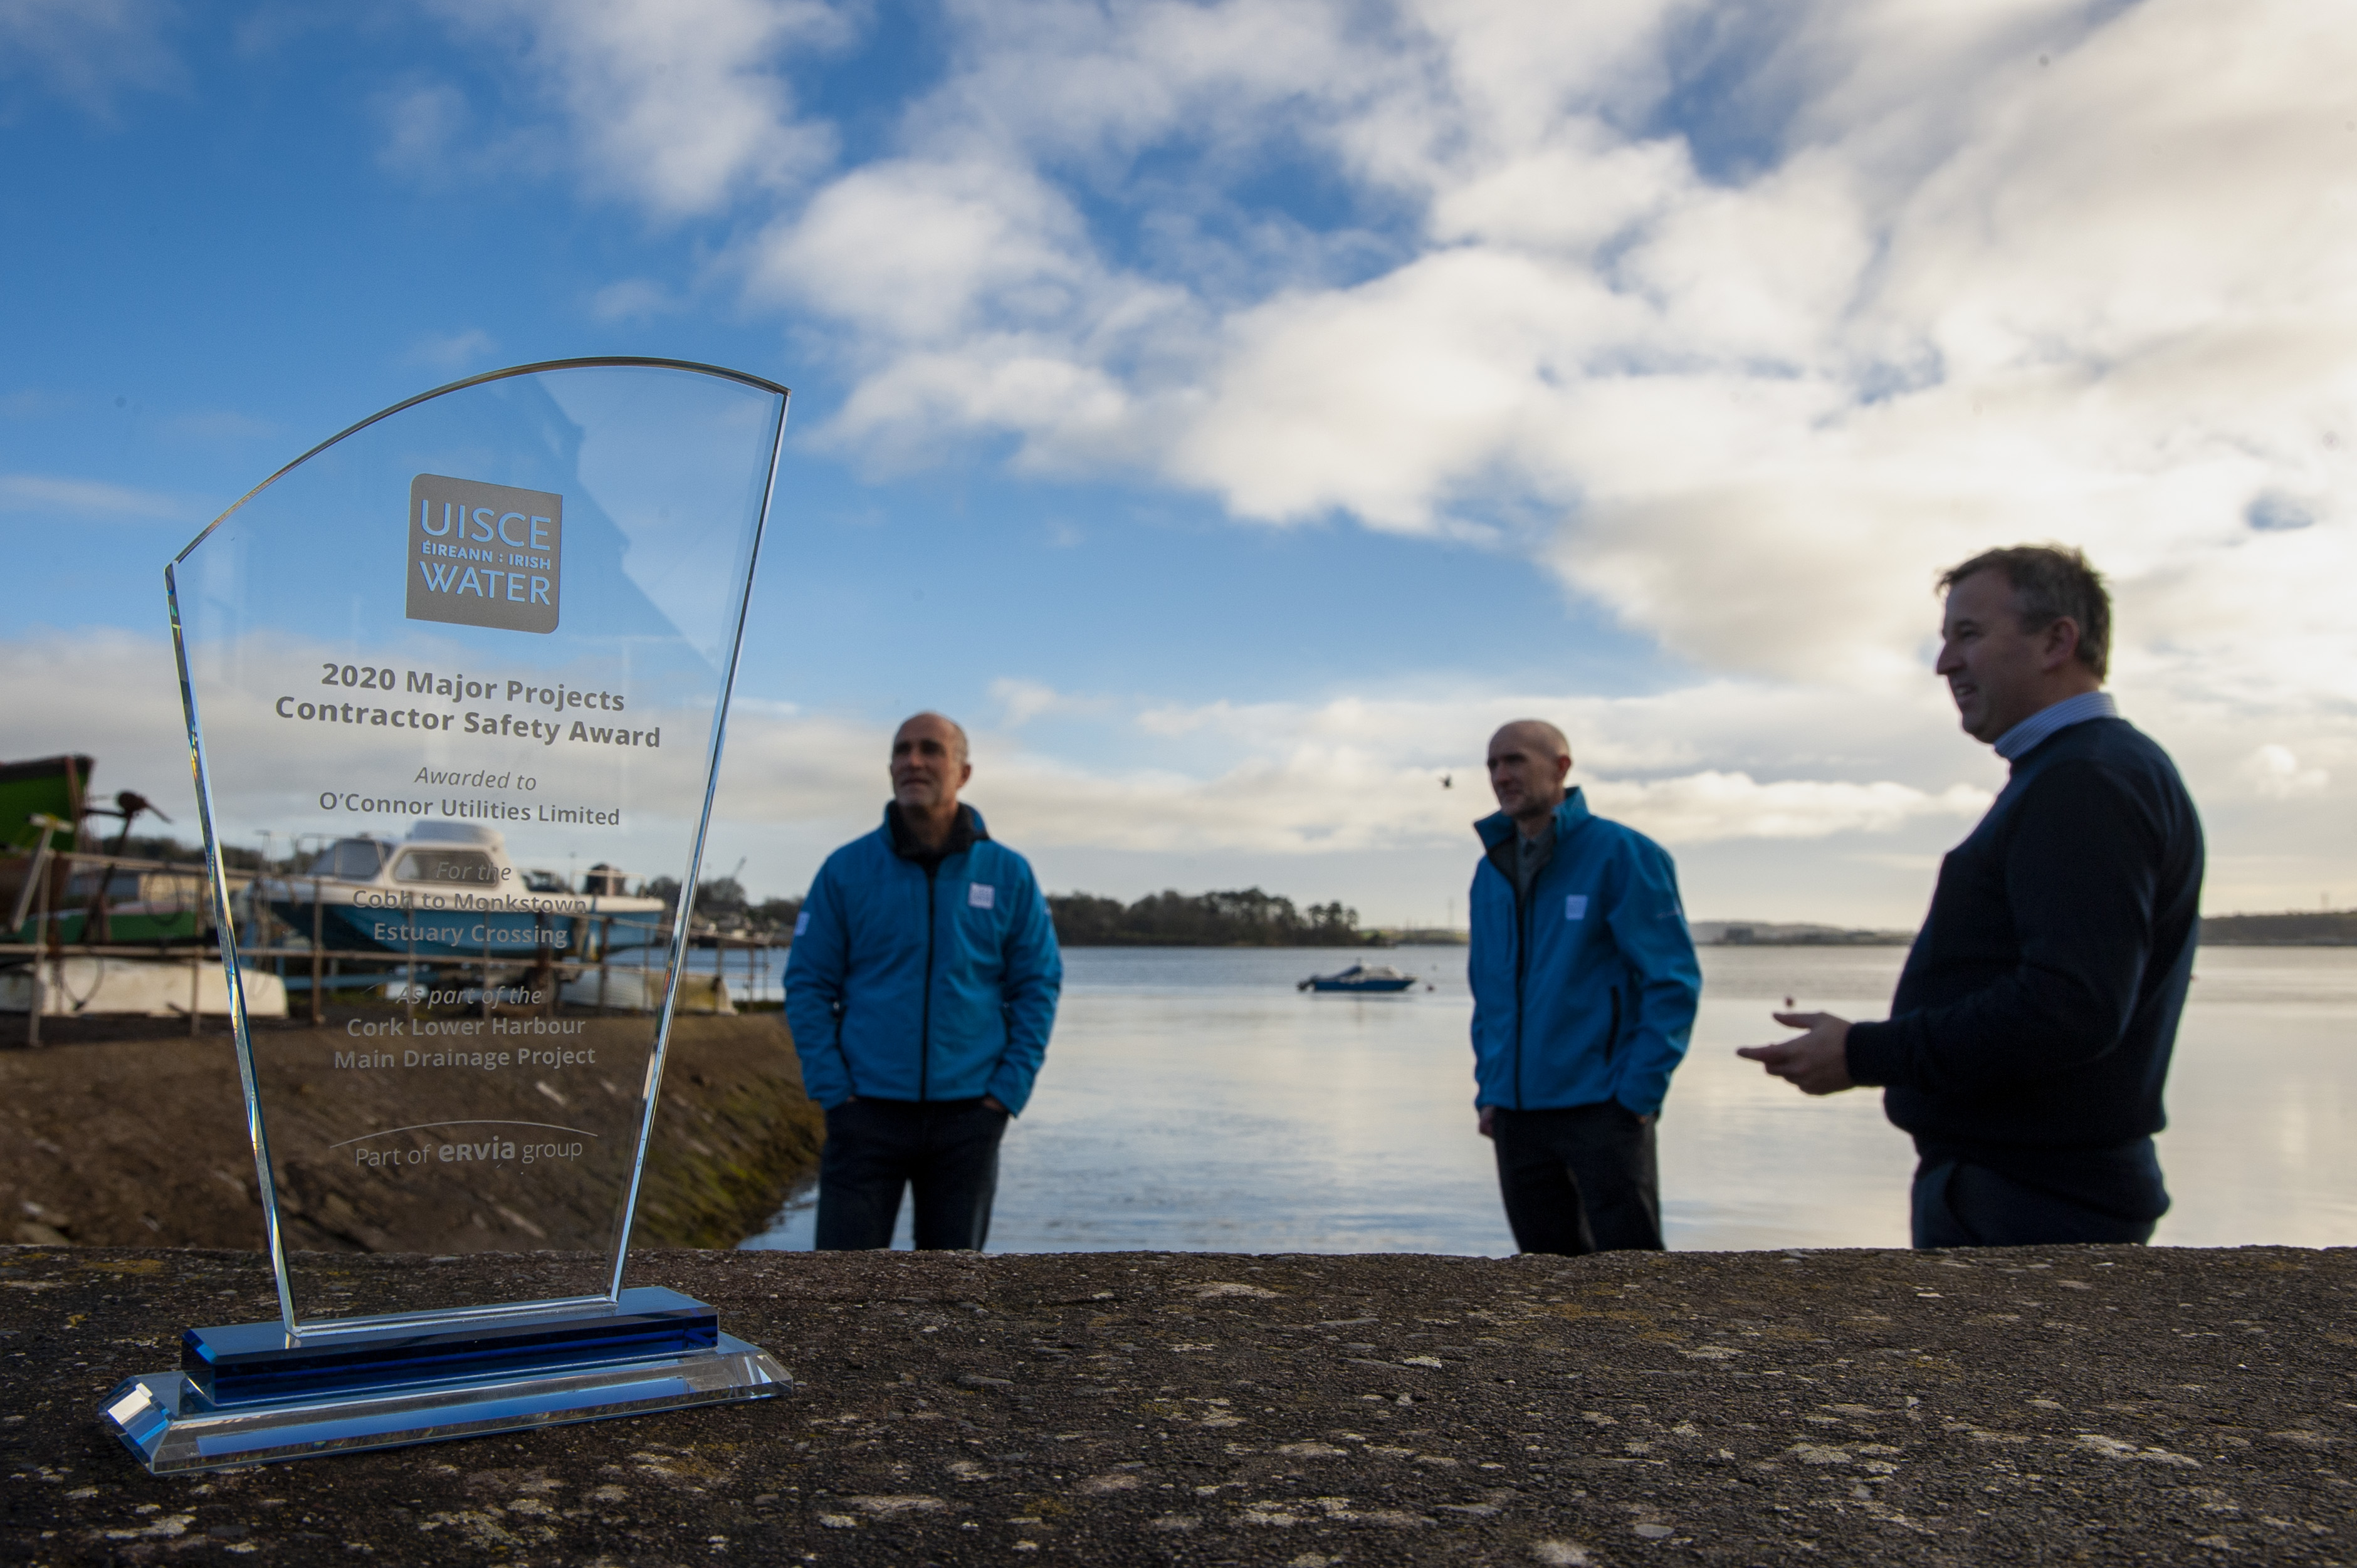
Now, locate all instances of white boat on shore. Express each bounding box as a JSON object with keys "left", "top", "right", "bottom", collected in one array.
[{"left": 0, "top": 956, "right": 288, "bottom": 1018}]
